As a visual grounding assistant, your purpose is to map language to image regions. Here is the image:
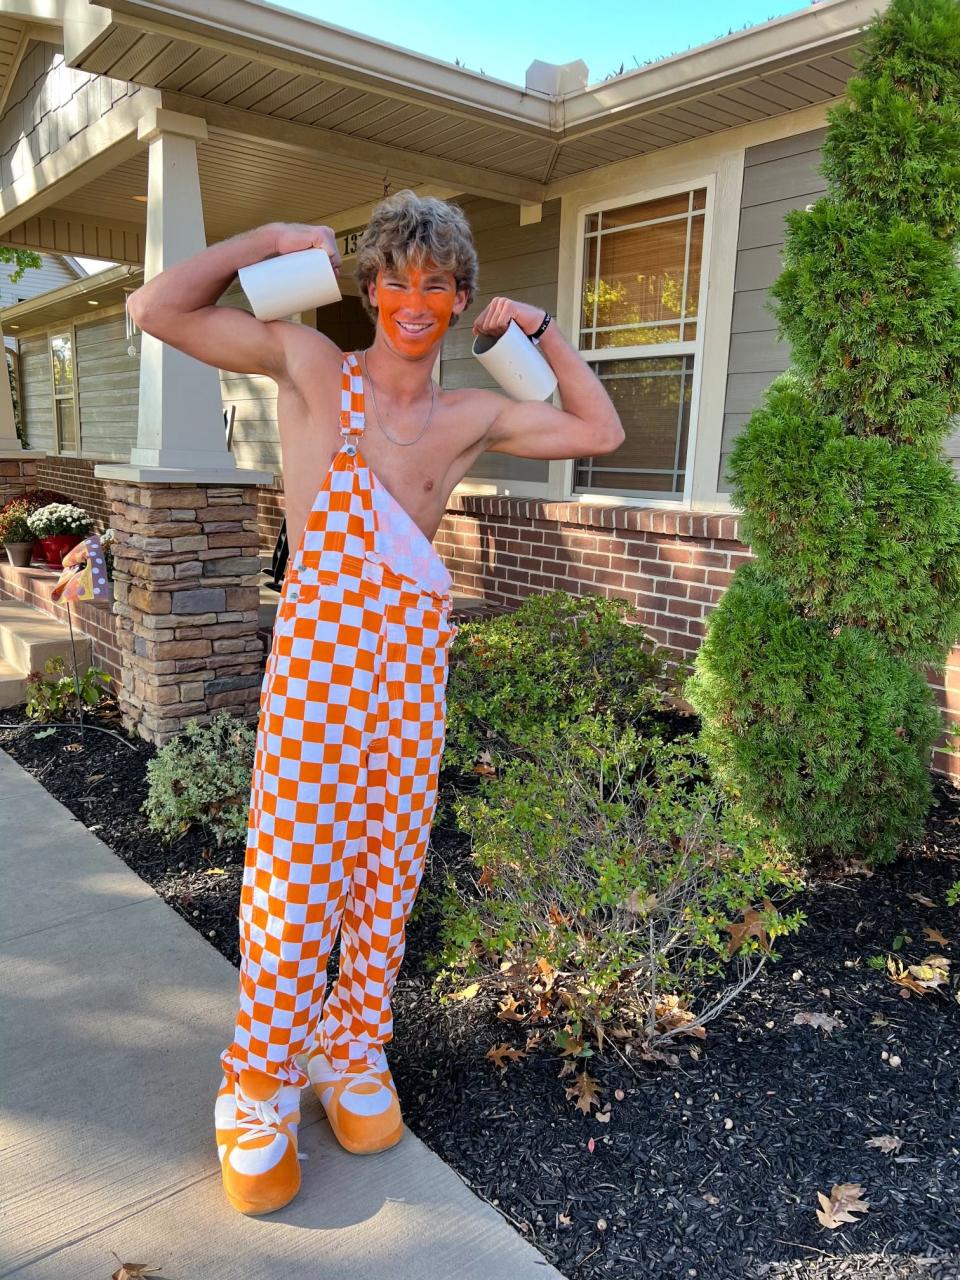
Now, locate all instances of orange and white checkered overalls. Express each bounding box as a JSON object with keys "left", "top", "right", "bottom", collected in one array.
[{"left": 220, "top": 352, "right": 458, "bottom": 1089}]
